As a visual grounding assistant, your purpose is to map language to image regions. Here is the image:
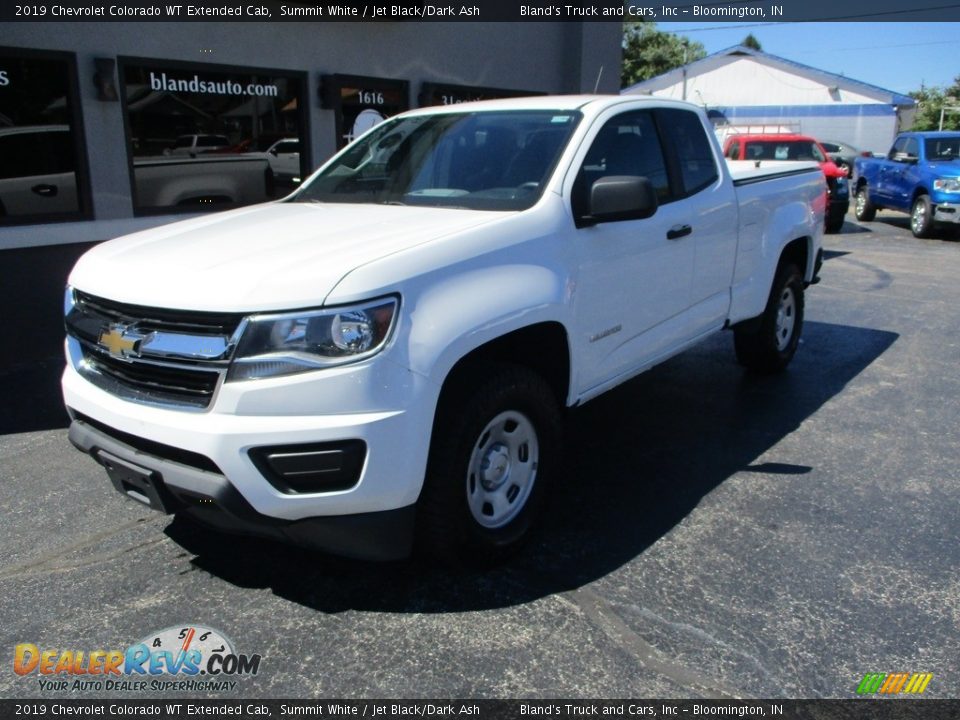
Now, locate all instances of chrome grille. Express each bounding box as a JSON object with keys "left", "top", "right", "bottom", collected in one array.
[{"left": 66, "top": 291, "right": 246, "bottom": 410}]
